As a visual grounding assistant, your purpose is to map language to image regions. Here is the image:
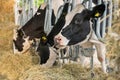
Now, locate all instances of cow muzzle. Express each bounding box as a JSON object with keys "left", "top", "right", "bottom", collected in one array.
[
  {"left": 54, "top": 34, "right": 69, "bottom": 48},
  {"left": 54, "top": 36, "right": 62, "bottom": 44}
]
